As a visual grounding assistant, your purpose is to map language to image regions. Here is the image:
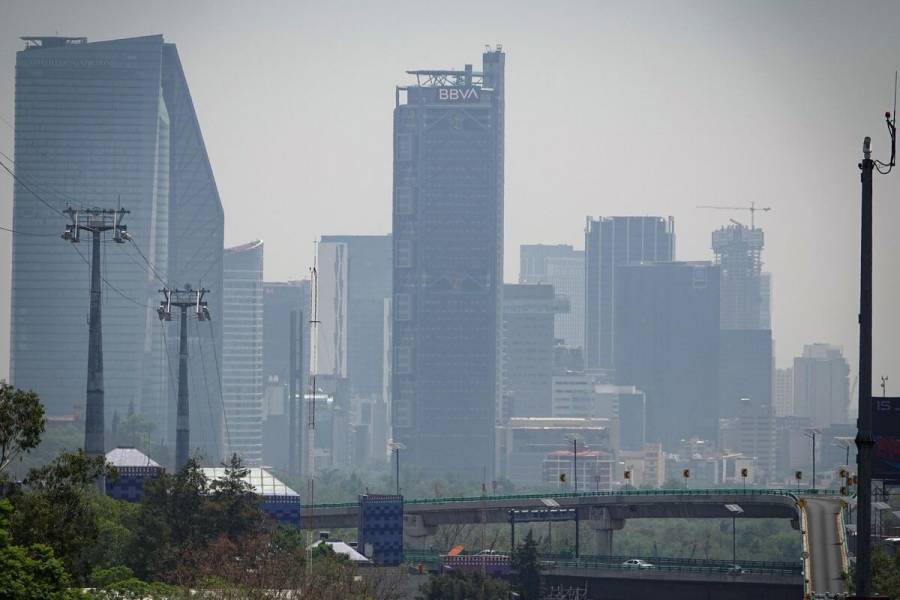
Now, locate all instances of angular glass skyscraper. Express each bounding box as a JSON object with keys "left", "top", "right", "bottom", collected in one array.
[
  {"left": 392, "top": 49, "right": 505, "bottom": 476},
  {"left": 10, "top": 36, "right": 224, "bottom": 463}
]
